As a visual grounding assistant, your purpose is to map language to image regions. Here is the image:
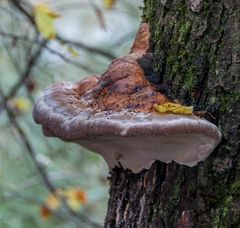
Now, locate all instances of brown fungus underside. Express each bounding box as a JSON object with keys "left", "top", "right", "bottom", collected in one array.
[{"left": 33, "top": 23, "right": 221, "bottom": 173}]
